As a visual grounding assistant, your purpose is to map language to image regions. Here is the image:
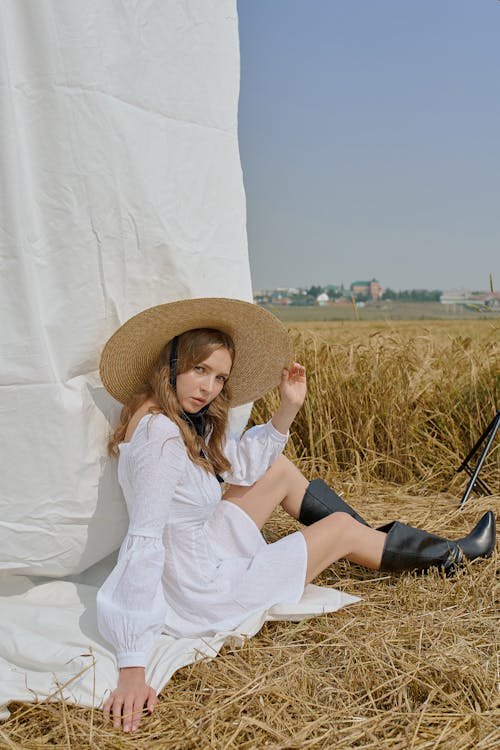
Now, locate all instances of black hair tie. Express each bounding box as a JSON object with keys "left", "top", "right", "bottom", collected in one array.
[{"left": 169, "top": 335, "right": 179, "bottom": 390}]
